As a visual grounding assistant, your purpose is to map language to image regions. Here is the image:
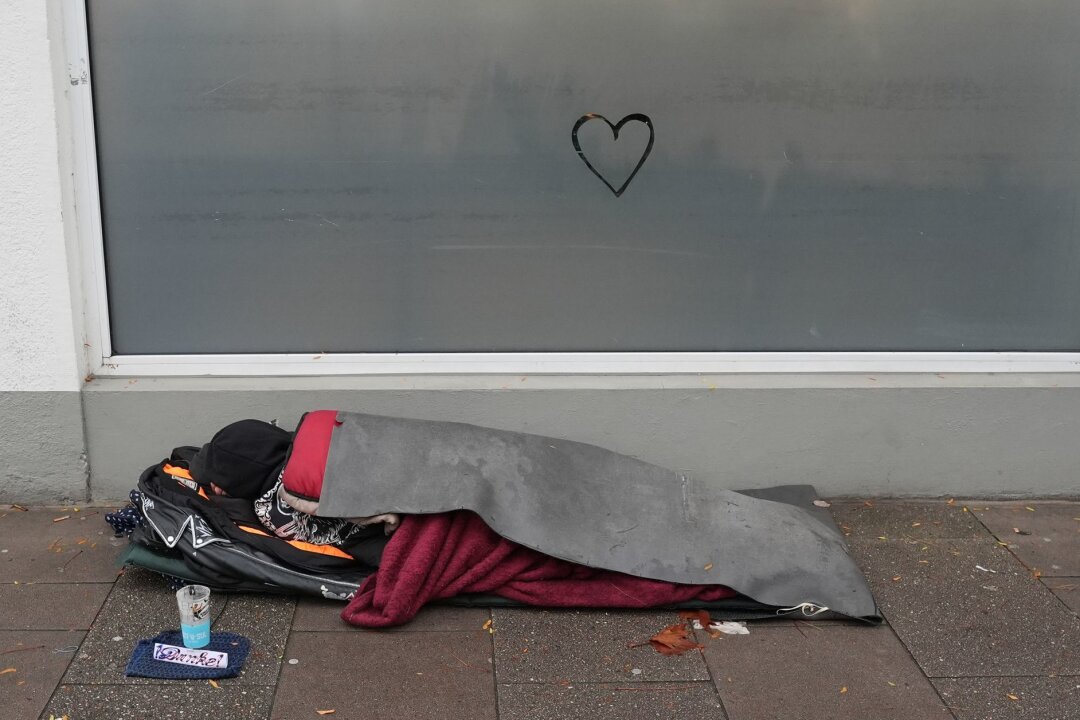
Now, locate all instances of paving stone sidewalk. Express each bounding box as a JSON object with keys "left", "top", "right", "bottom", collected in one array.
[{"left": 2, "top": 500, "right": 1078, "bottom": 720}]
